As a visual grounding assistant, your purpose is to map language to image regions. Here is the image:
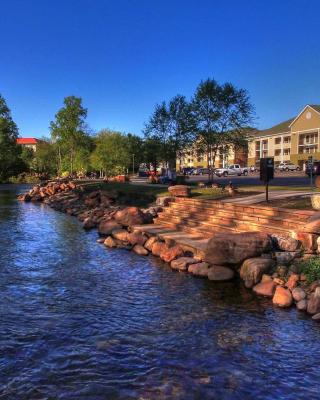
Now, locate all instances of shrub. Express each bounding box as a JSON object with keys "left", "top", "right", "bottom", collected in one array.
[{"left": 298, "top": 257, "right": 320, "bottom": 283}]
